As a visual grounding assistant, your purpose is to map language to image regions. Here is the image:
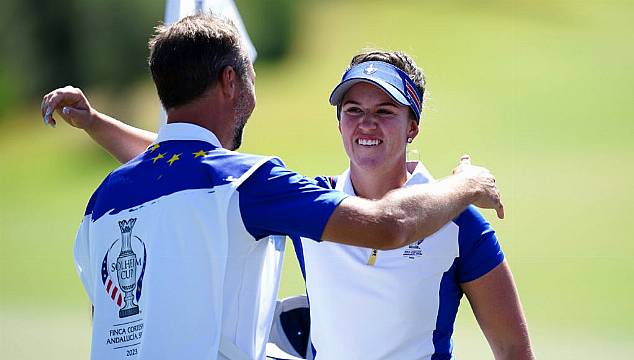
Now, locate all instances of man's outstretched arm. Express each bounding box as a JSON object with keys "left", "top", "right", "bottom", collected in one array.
[
  {"left": 41, "top": 86, "right": 156, "bottom": 163},
  {"left": 322, "top": 158, "right": 504, "bottom": 250}
]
